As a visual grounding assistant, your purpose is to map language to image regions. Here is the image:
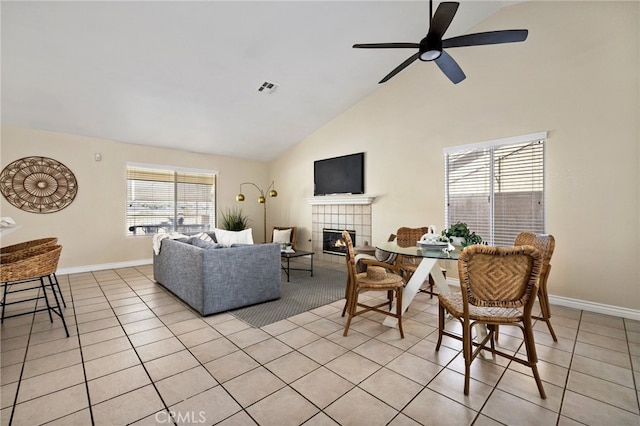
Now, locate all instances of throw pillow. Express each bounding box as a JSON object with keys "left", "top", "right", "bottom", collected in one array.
[
  {"left": 273, "top": 228, "right": 292, "bottom": 244},
  {"left": 375, "top": 248, "right": 398, "bottom": 265},
  {"left": 214, "top": 228, "right": 254, "bottom": 247},
  {"left": 187, "top": 237, "right": 214, "bottom": 249},
  {"left": 192, "top": 232, "right": 214, "bottom": 243}
]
